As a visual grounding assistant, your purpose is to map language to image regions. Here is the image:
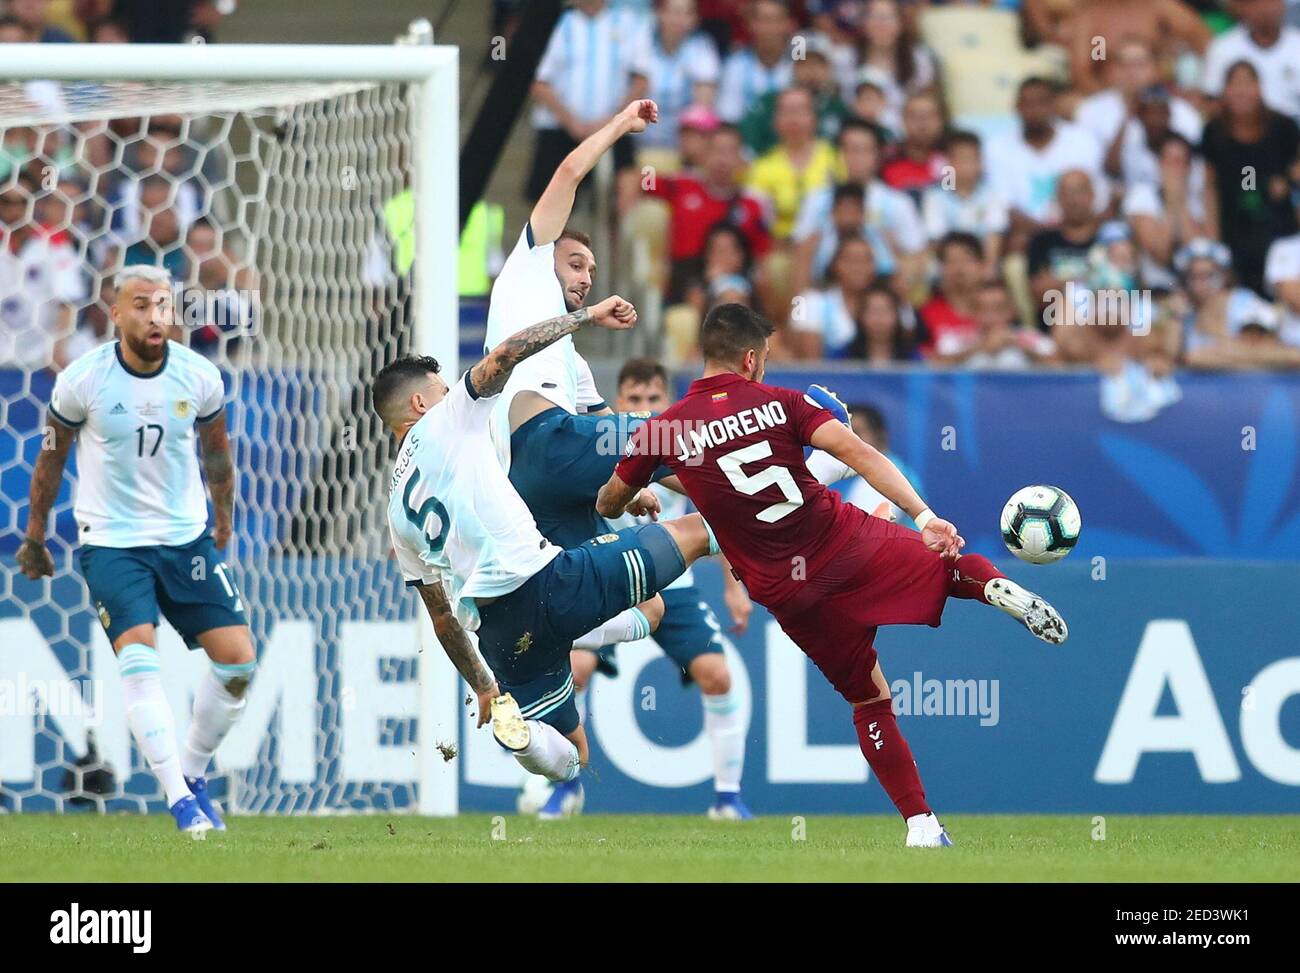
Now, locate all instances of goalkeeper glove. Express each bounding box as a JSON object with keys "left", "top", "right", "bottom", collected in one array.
[{"left": 804, "top": 384, "right": 850, "bottom": 426}]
